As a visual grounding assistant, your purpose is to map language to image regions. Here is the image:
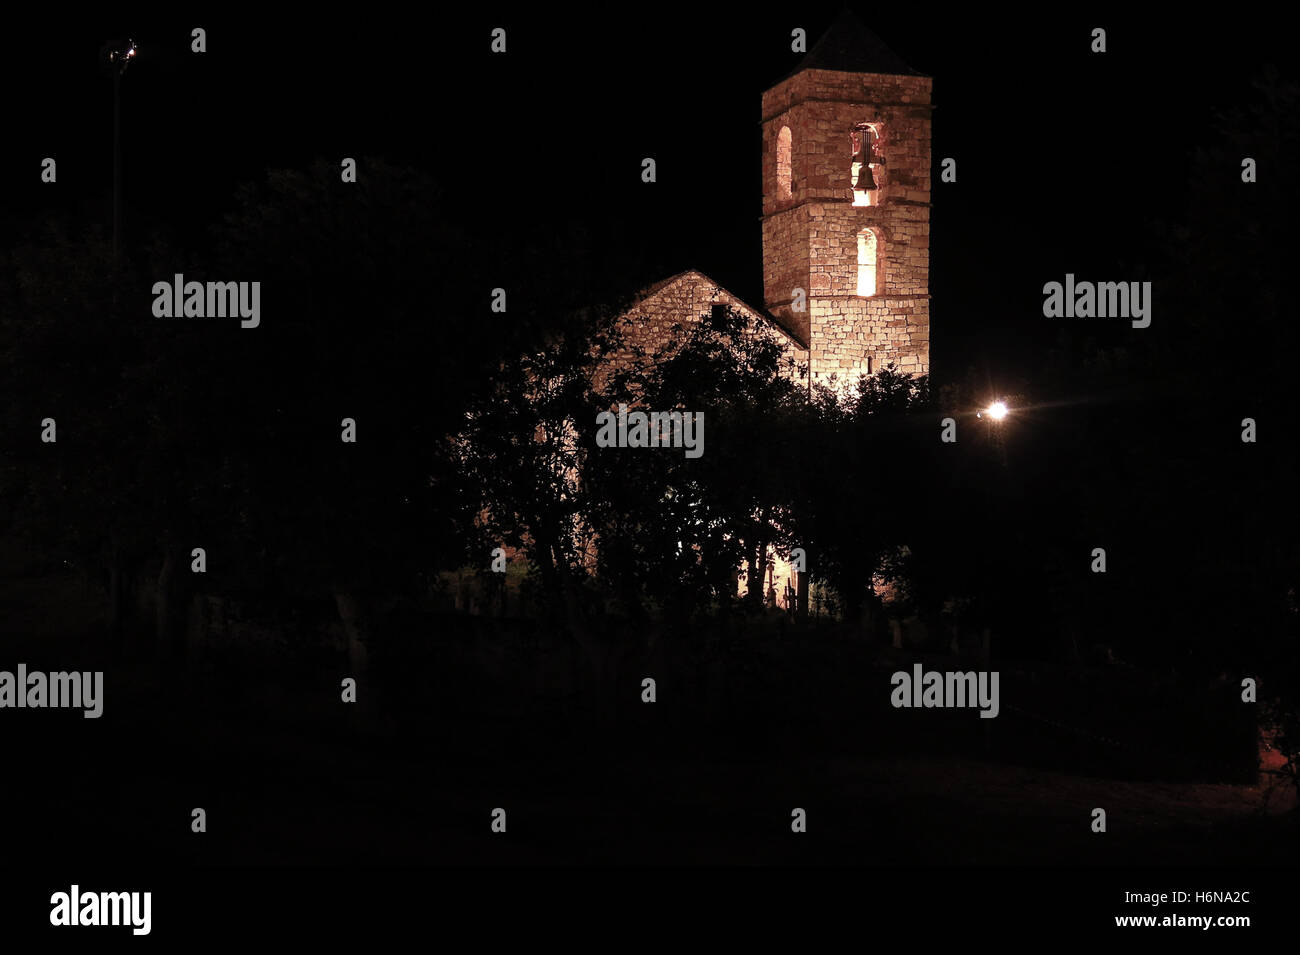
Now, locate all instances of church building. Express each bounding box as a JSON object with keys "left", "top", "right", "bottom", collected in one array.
[
  {"left": 602, "top": 12, "right": 933, "bottom": 609},
  {"left": 609, "top": 10, "right": 932, "bottom": 395}
]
